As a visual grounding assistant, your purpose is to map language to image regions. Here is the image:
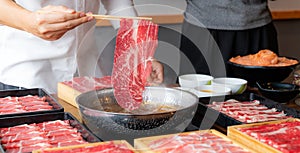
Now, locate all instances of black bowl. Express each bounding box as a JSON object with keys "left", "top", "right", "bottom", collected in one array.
[
  {"left": 256, "top": 82, "right": 300, "bottom": 103},
  {"left": 227, "top": 57, "right": 299, "bottom": 87}
]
